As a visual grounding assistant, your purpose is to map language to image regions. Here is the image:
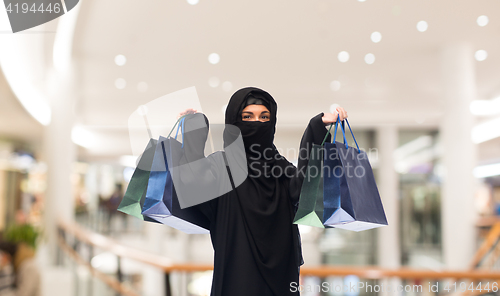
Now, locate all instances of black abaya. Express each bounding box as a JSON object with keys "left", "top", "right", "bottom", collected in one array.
[{"left": 182, "top": 87, "right": 331, "bottom": 296}]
